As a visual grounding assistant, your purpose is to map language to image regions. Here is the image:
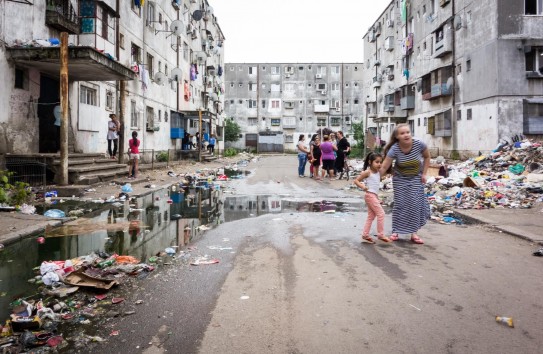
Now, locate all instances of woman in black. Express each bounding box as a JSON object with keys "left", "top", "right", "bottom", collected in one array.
[
  {"left": 335, "top": 131, "right": 351, "bottom": 179},
  {"left": 311, "top": 136, "right": 322, "bottom": 180}
]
